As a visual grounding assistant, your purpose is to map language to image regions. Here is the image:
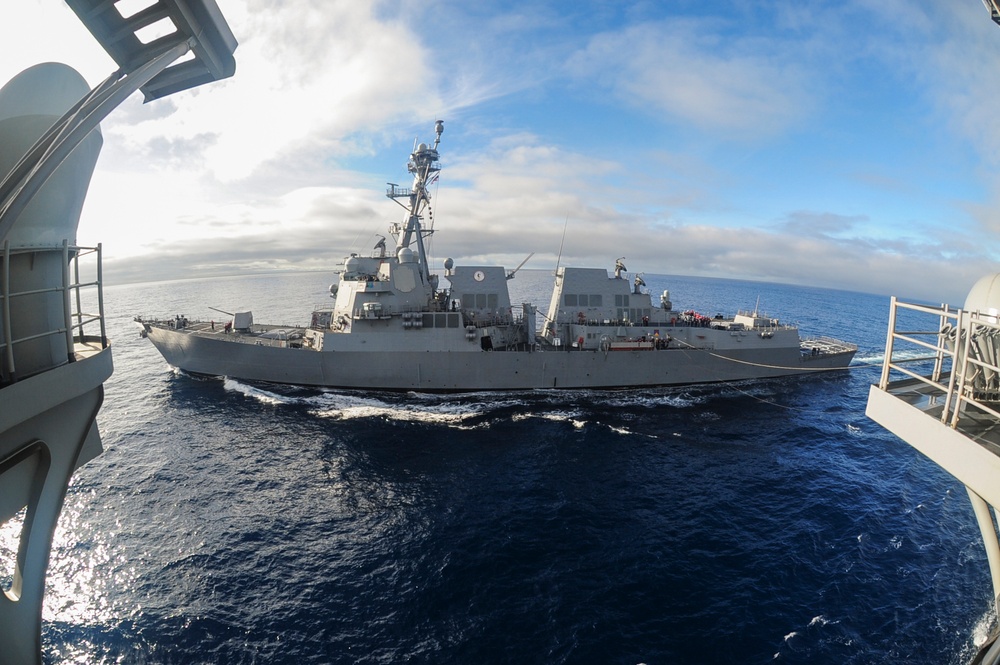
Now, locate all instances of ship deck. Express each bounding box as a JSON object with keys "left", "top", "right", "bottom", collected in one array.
[
  {"left": 865, "top": 294, "right": 1000, "bottom": 510},
  {"left": 144, "top": 318, "right": 304, "bottom": 336},
  {"left": 73, "top": 336, "right": 108, "bottom": 362},
  {"left": 879, "top": 375, "right": 1000, "bottom": 458},
  {"left": 800, "top": 336, "right": 858, "bottom": 357}
]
